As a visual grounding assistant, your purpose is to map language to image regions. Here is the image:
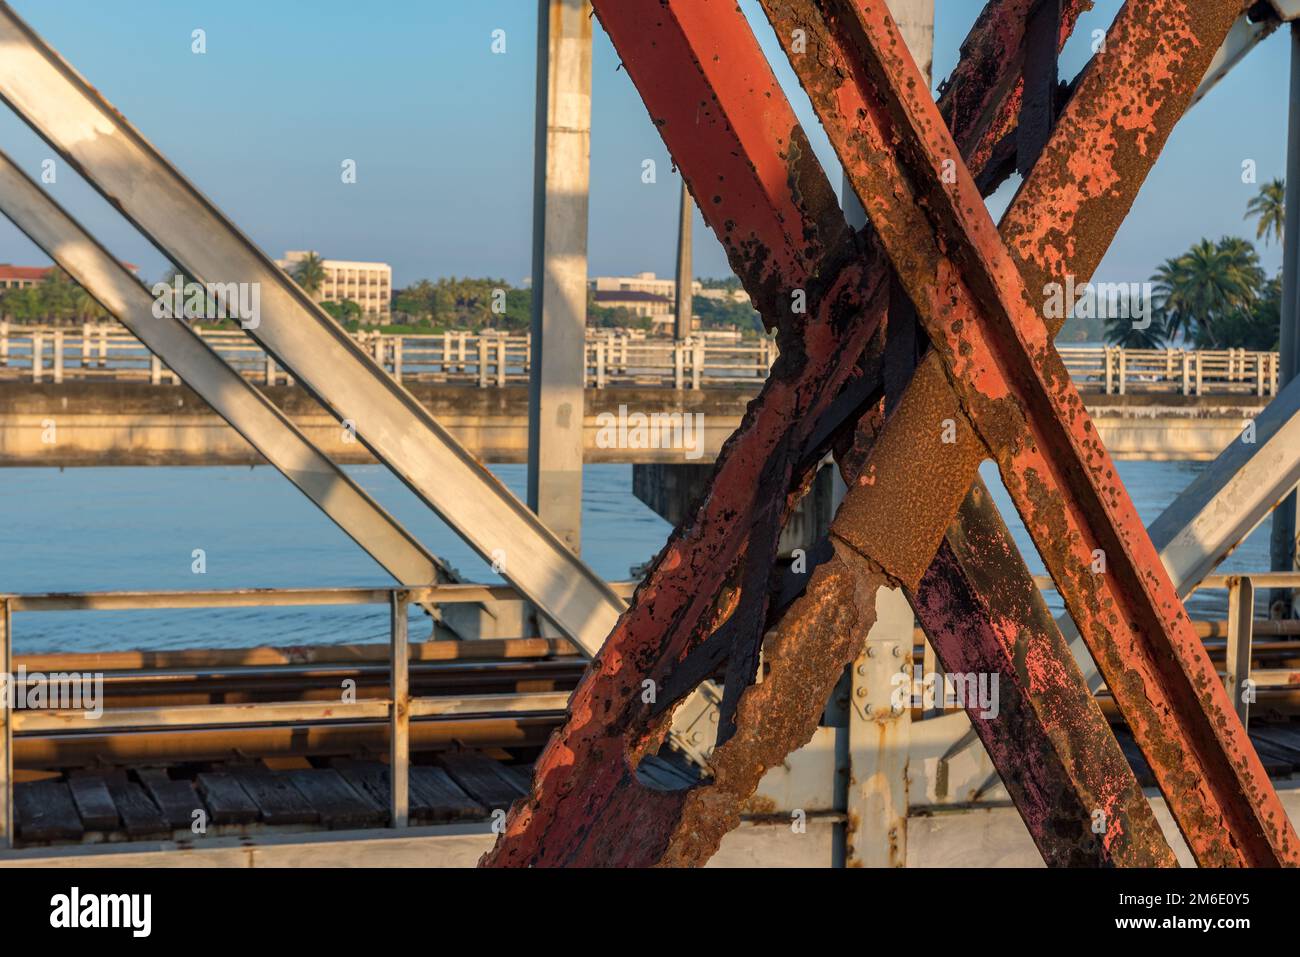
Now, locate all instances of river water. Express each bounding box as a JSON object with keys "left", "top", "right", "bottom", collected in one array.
[{"left": 0, "top": 460, "right": 1275, "bottom": 654}]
